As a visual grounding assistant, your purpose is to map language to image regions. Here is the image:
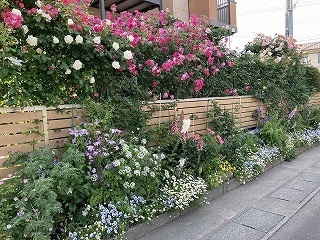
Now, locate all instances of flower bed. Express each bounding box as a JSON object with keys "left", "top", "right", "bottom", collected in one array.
[{"left": 1, "top": 1, "right": 320, "bottom": 239}]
